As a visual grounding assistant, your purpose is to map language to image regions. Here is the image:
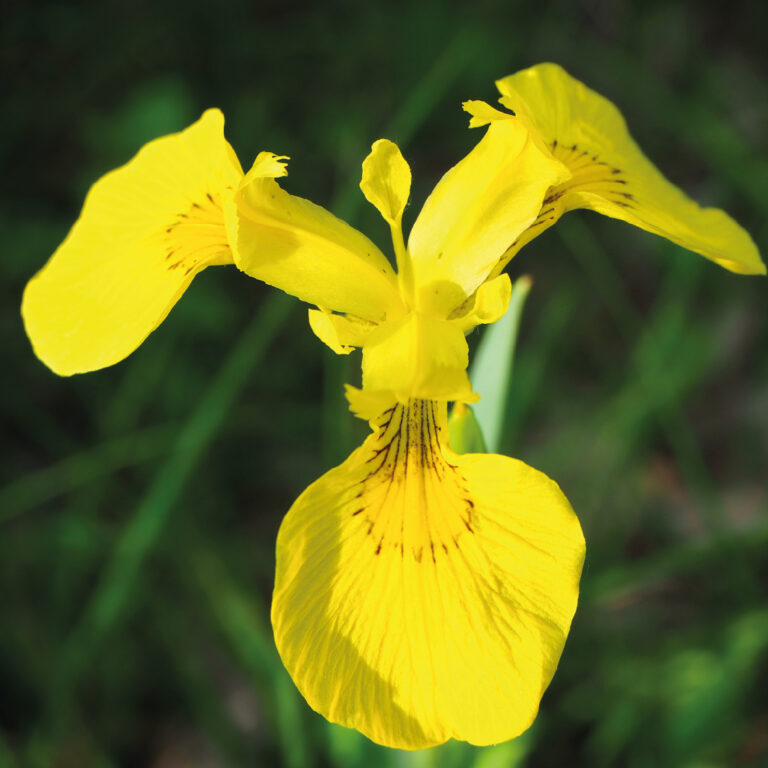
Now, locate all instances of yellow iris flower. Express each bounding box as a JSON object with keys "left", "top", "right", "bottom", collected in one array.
[{"left": 22, "top": 63, "right": 764, "bottom": 750}]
